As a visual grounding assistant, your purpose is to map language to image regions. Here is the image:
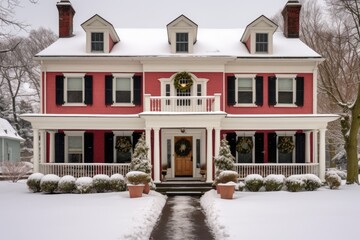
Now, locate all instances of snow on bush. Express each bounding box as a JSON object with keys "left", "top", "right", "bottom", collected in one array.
[
  {"left": 218, "top": 170, "right": 238, "bottom": 183},
  {"left": 27, "top": 173, "right": 44, "bottom": 192},
  {"left": 327, "top": 168, "right": 346, "bottom": 180},
  {"left": 126, "top": 171, "right": 149, "bottom": 185},
  {"left": 264, "top": 174, "right": 285, "bottom": 191},
  {"left": 40, "top": 174, "right": 60, "bottom": 194},
  {"left": 325, "top": 171, "right": 341, "bottom": 189},
  {"left": 1, "top": 161, "right": 32, "bottom": 182},
  {"left": 303, "top": 174, "right": 322, "bottom": 191},
  {"left": 58, "top": 175, "right": 76, "bottom": 193},
  {"left": 236, "top": 181, "right": 245, "bottom": 191},
  {"left": 214, "top": 138, "right": 235, "bottom": 178},
  {"left": 109, "top": 174, "right": 126, "bottom": 192},
  {"left": 130, "top": 133, "right": 152, "bottom": 174},
  {"left": 244, "top": 174, "right": 263, "bottom": 192},
  {"left": 76, "top": 177, "right": 93, "bottom": 194},
  {"left": 285, "top": 175, "right": 304, "bottom": 192},
  {"left": 93, "top": 174, "right": 110, "bottom": 193}
]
